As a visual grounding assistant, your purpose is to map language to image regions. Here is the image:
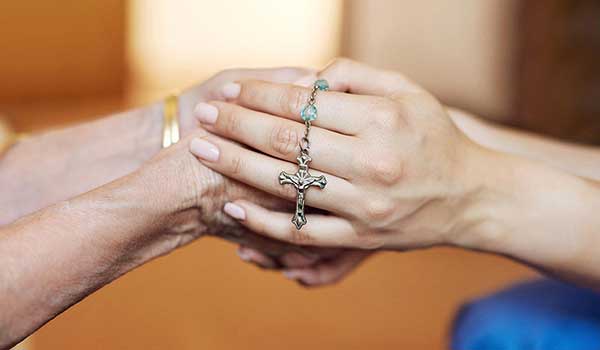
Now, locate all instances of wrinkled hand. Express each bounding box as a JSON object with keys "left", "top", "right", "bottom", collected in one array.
[
  {"left": 146, "top": 67, "right": 332, "bottom": 258},
  {"left": 236, "top": 246, "right": 372, "bottom": 287},
  {"left": 179, "top": 66, "right": 372, "bottom": 284},
  {"left": 190, "top": 58, "right": 485, "bottom": 253}
]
